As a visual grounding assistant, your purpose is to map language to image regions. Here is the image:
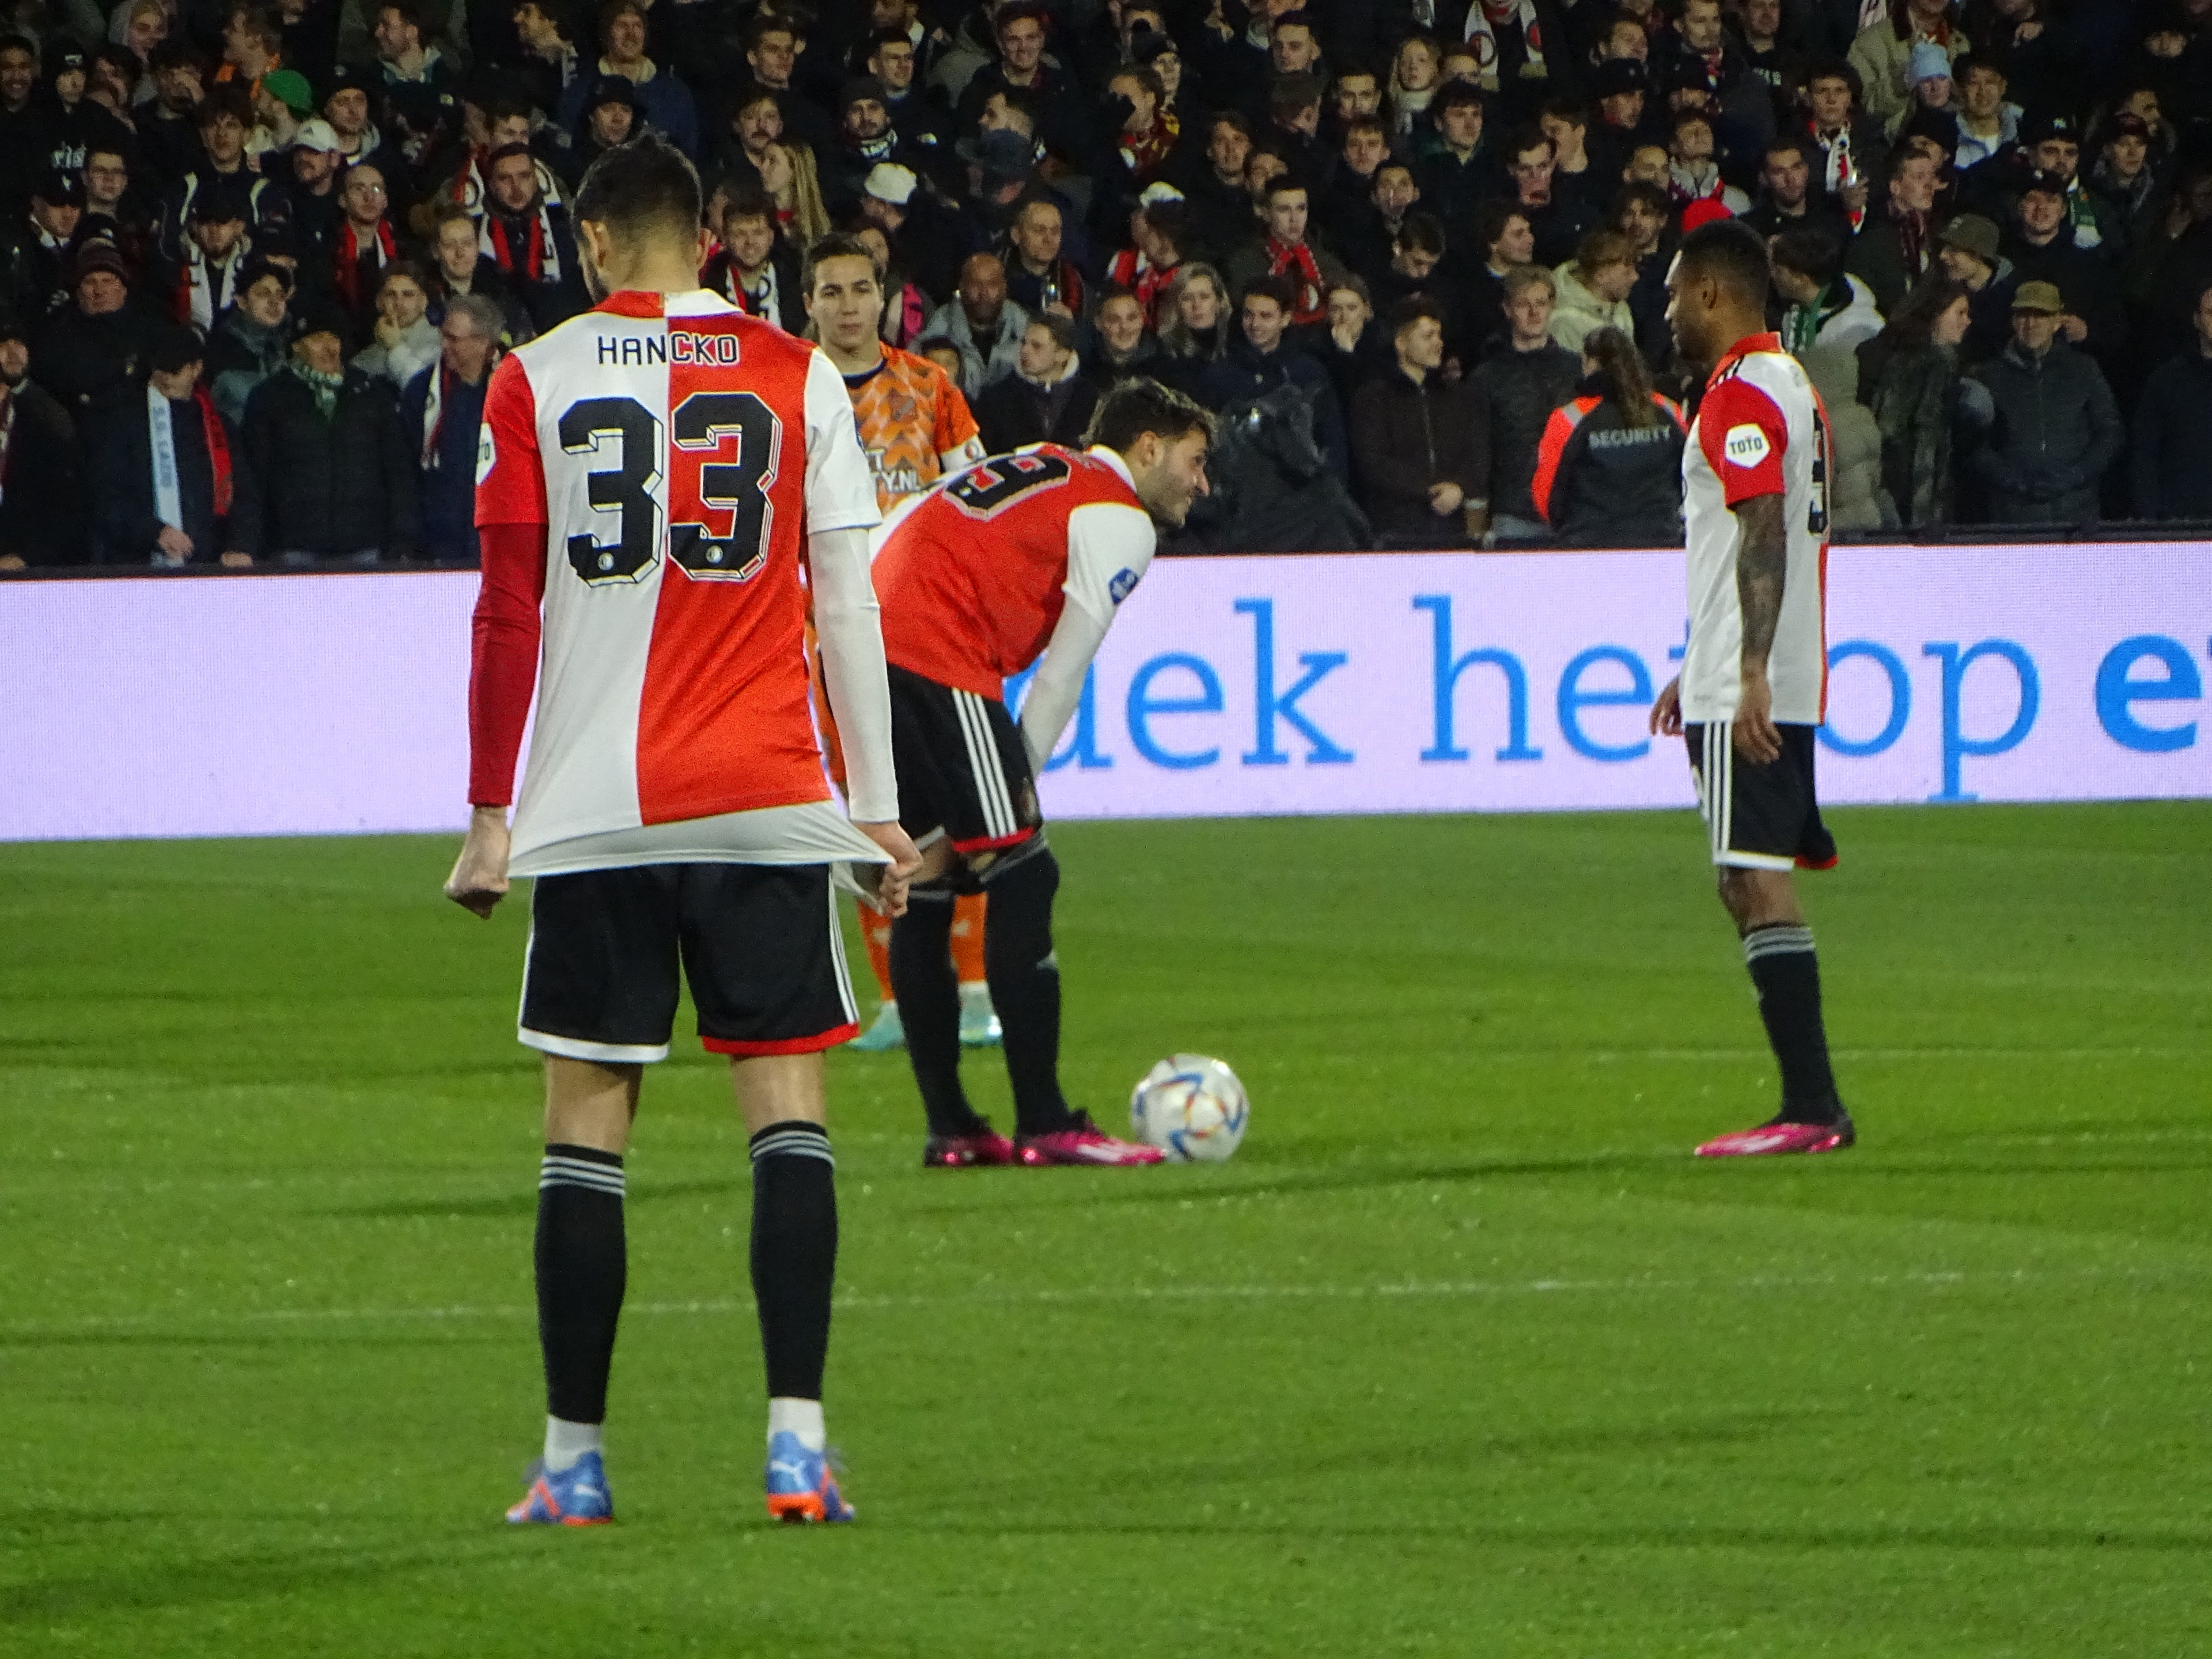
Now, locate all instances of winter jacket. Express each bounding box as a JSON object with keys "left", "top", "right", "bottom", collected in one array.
[
  {"left": 353, "top": 315, "right": 442, "bottom": 390},
  {"left": 1997, "top": 227, "right": 2127, "bottom": 368},
  {"left": 1844, "top": 213, "right": 1934, "bottom": 315},
  {"left": 1180, "top": 382, "right": 1369, "bottom": 554},
  {"left": 1350, "top": 367, "right": 1487, "bottom": 544},
  {"left": 31, "top": 302, "right": 161, "bottom": 429},
  {"left": 1547, "top": 262, "right": 1635, "bottom": 357},
  {"left": 1848, "top": 19, "right": 1970, "bottom": 128},
  {"left": 1783, "top": 275, "right": 1884, "bottom": 356},
  {"left": 400, "top": 363, "right": 490, "bottom": 561},
  {"left": 1799, "top": 344, "right": 1891, "bottom": 531},
  {"left": 206, "top": 306, "right": 295, "bottom": 429},
  {"left": 243, "top": 363, "right": 419, "bottom": 558},
  {"left": 1530, "top": 385, "right": 1687, "bottom": 547},
  {"left": 1196, "top": 338, "right": 1347, "bottom": 483},
  {"left": 922, "top": 296, "right": 1030, "bottom": 399},
  {"left": 1467, "top": 338, "right": 1581, "bottom": 522},
  {"left": 1858, "top": 336, "right": 1962, "bottom": 527},
  {"left": 0, "top": 380, "right": 85, "bottom": 565},
  {"left": 2130, "top": 349, "right": 2212, "bottom": 521},
  {"left": 1967, "top": 338, "right": 2123, "bottom": 525},
  {"left": 555, "top": 59, "right": 698, "bottom": 158},
  {"left": 975, "top": 360, "right": 1101, "bottom": 456},
  {"left": 90, "top": 385, "right": 261, "bottom": 564}
]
